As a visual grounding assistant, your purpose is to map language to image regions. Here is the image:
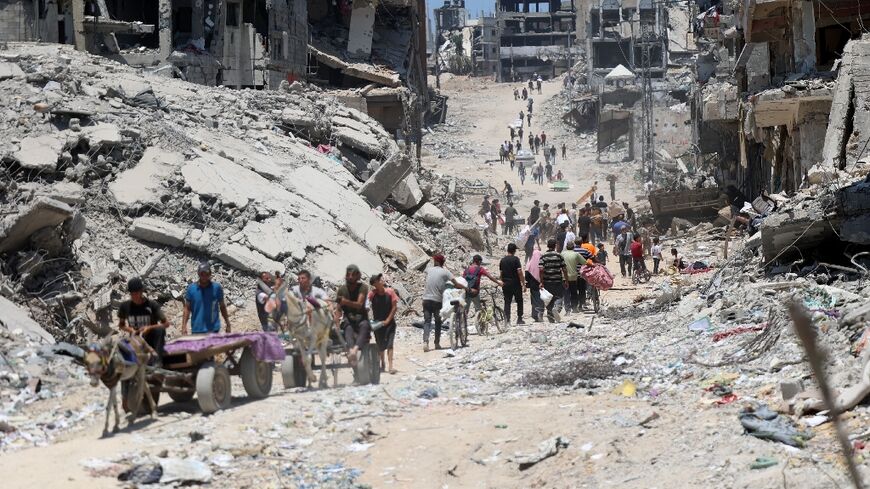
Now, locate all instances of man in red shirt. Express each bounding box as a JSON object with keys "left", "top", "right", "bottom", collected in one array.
[
  {"left": 463, "top": 255, "right": 503, "bottom": 322},
  {"left": 630, "top": 235, "right": 646, "bottom": 274}
]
